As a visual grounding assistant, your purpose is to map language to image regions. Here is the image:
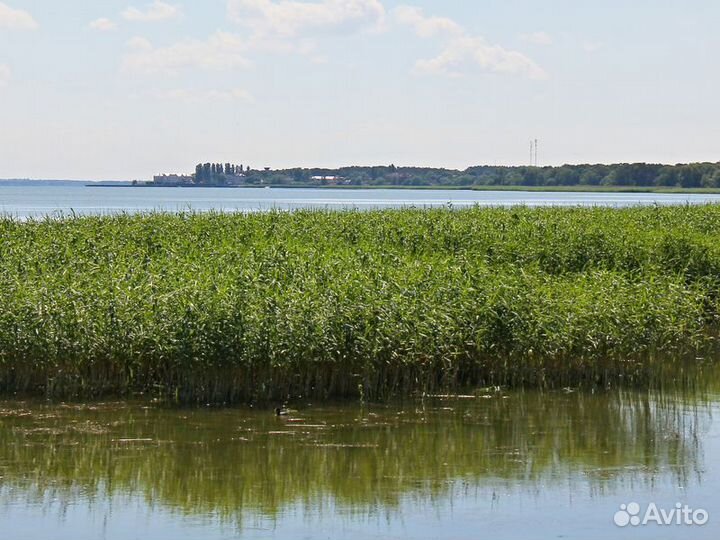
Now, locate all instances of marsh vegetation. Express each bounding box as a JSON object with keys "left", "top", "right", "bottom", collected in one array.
[{"left": 1, "top": 206, "right": 719, "bottom": 402}]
